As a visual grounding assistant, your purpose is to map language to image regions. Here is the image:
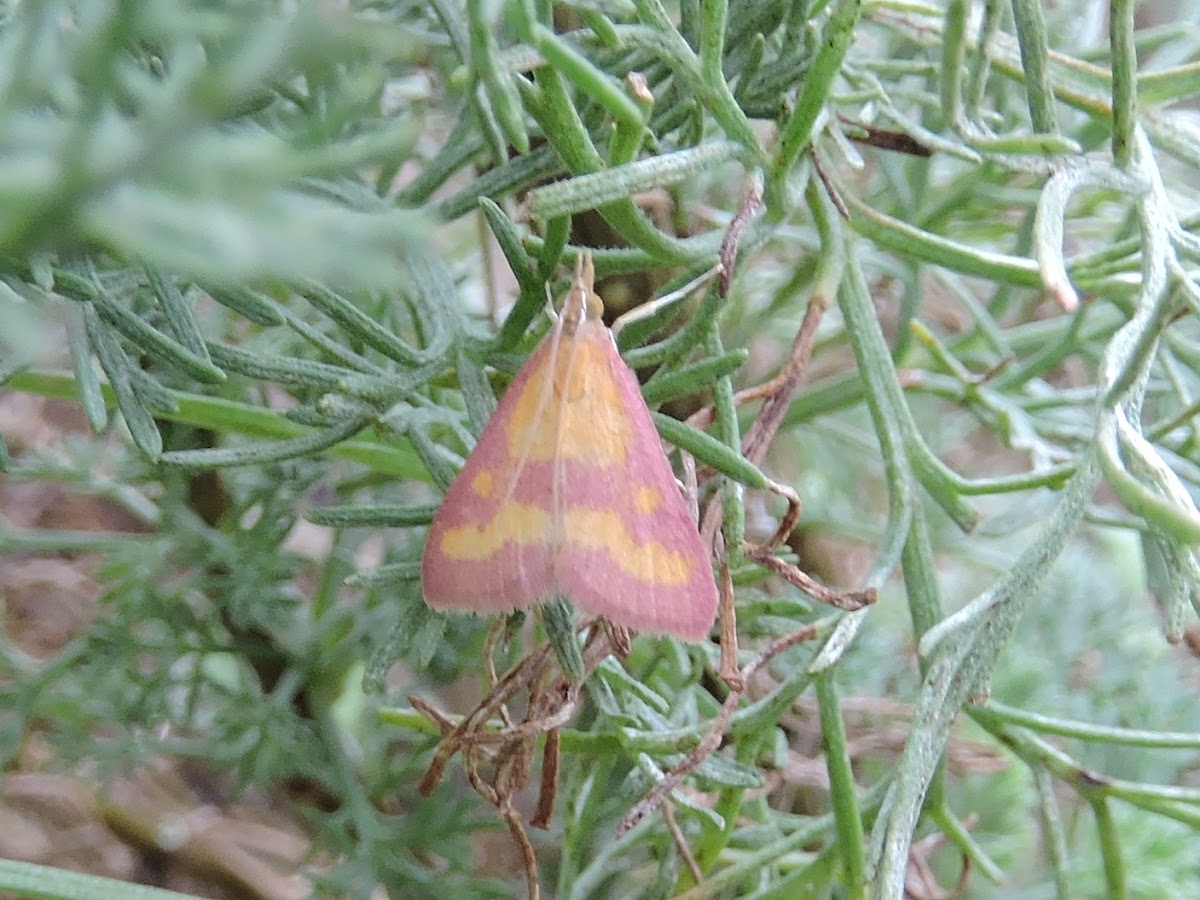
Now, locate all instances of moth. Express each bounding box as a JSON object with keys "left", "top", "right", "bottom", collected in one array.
[{"left": 421, "top": 254, "right": 718, "bottom": 640}]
